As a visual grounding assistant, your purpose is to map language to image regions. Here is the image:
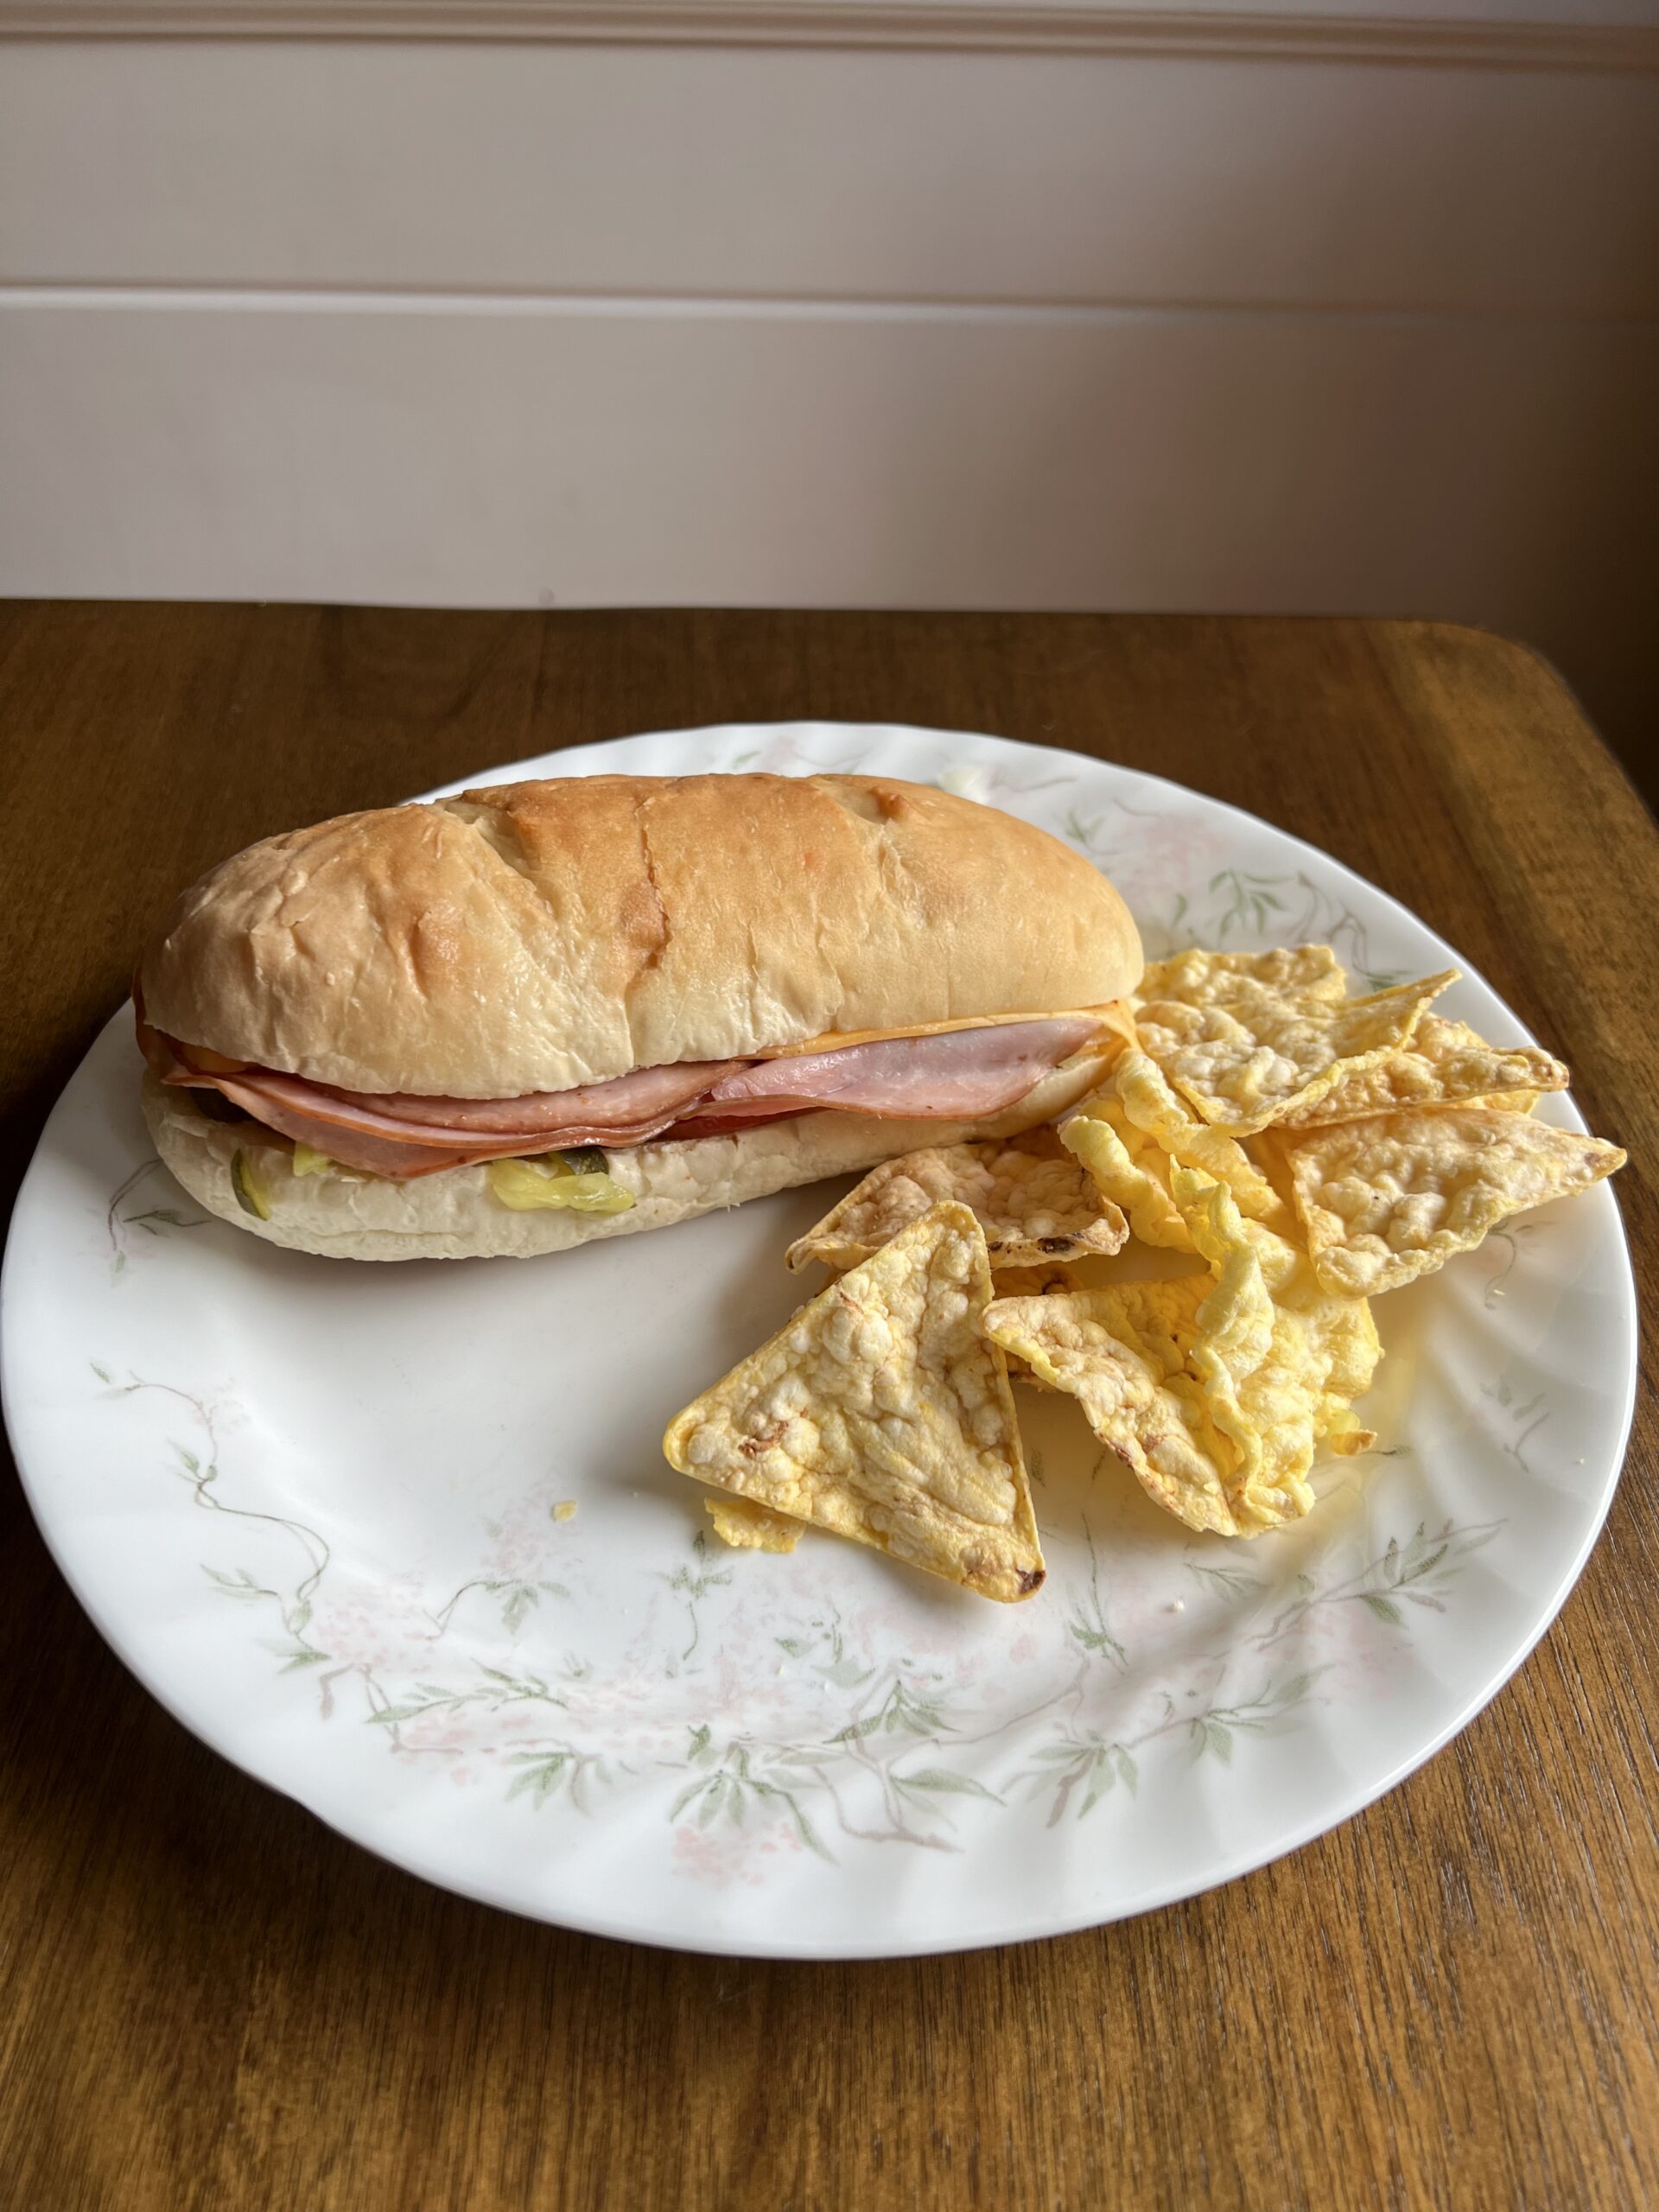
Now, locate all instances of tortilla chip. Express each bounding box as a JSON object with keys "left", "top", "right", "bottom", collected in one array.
[
  {"left": 1171, "top": 1166, "right": 1277, "bottom": 1464},
  {"left": 983, "top": 1280, "right": 1242, "bottom": 1534},
  {"left": 704, "top": 1496, "right": 803, "bottom": 1553},
  {"left": 1140, "top": 943, "right": 1351, "bottom": 1008},
  {"left": 1285, "top": 1108, "right": 1626, "bottom": 1297},
  {"left": 785, "top": 1128, "right": 1127, "bottom": 1274},
  {"left": 1274, "top": 1015, "right": 1568, "bottom": 1130},
  {"left": 1243, "top": 1265, "right": 1380, "bottom": 1497},
  {"left": 664, "top": 1201, "right": 1044, "bottom": 1601},
  {"left": 982, "top": 1262, "right": 1078, "bottom": 1389},
  {"left": 1059, "top": 1043, "right": 1324, "bottom": 1252},
  {"left": 1173, "top": 1166, "right": 1379, "bottom": 1519},
  {"left": 1060, "top": 1099, "right": 1193, "bottom": 1253},
  {"left": 1135, "top": 968, "right": 1459, "bottom": 1134},
  {"left": 984, "top": 1166, "right": 1380, "bottom": 1537},
  {"left": 1113, "top": 1052, "right": 1291, "bottom": 1227}
]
